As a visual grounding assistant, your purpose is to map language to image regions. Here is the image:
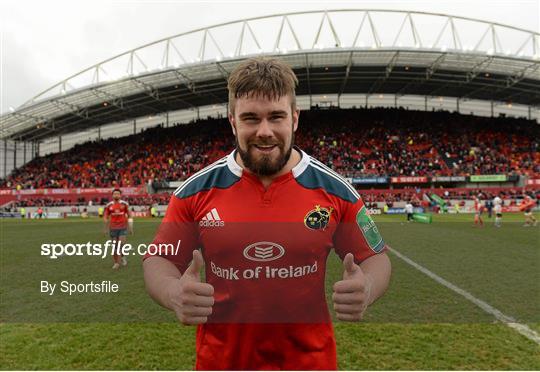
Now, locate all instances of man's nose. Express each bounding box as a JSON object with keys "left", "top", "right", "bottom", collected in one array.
[{"left": 255, "top": 119, "right": 273, "bottom": 138}]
